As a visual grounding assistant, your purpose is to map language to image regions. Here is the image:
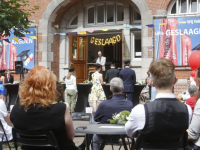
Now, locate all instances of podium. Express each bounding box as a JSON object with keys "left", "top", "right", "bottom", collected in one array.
[{"left": 87, "top": 63, "right": 98, "bottom": 80}]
